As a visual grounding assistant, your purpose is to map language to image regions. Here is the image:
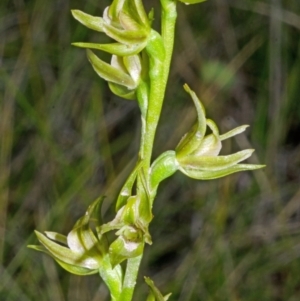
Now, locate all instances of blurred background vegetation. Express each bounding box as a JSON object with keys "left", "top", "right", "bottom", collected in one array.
[{"left": 1, "top": 0, "right": 300, "bottom": 300}]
